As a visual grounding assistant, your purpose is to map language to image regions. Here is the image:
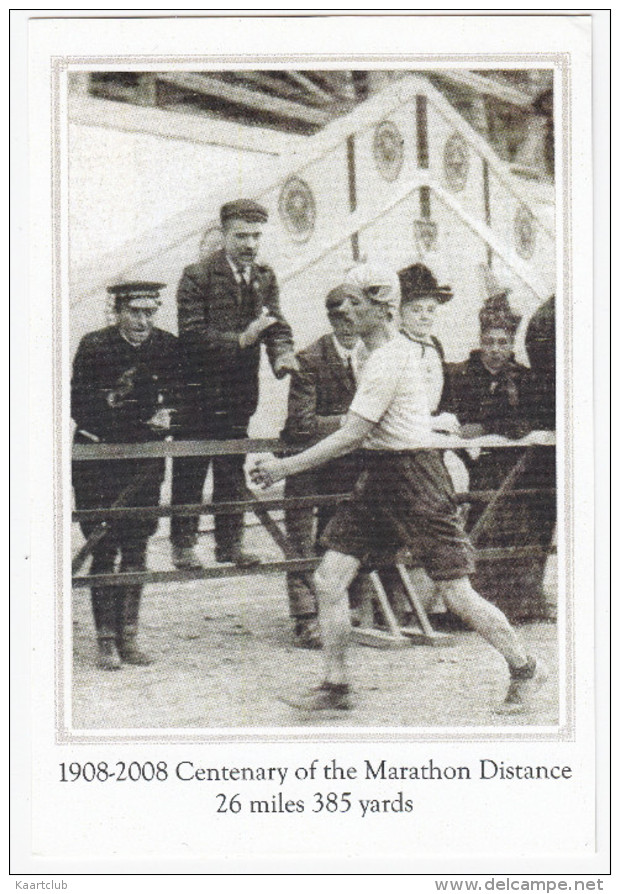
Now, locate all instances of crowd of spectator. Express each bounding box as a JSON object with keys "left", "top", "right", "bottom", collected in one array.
[{"left": 72, "top": 198, "right": 556, "bottom": 672}]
